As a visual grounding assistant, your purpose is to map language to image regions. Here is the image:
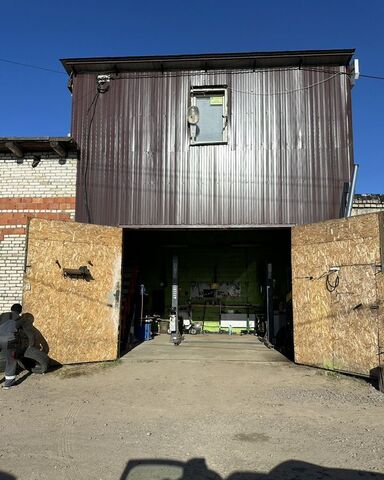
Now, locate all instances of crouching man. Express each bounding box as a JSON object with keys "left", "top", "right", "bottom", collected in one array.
[{"left": 0, "top": 304, "right": 23, "bottom": 390}]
